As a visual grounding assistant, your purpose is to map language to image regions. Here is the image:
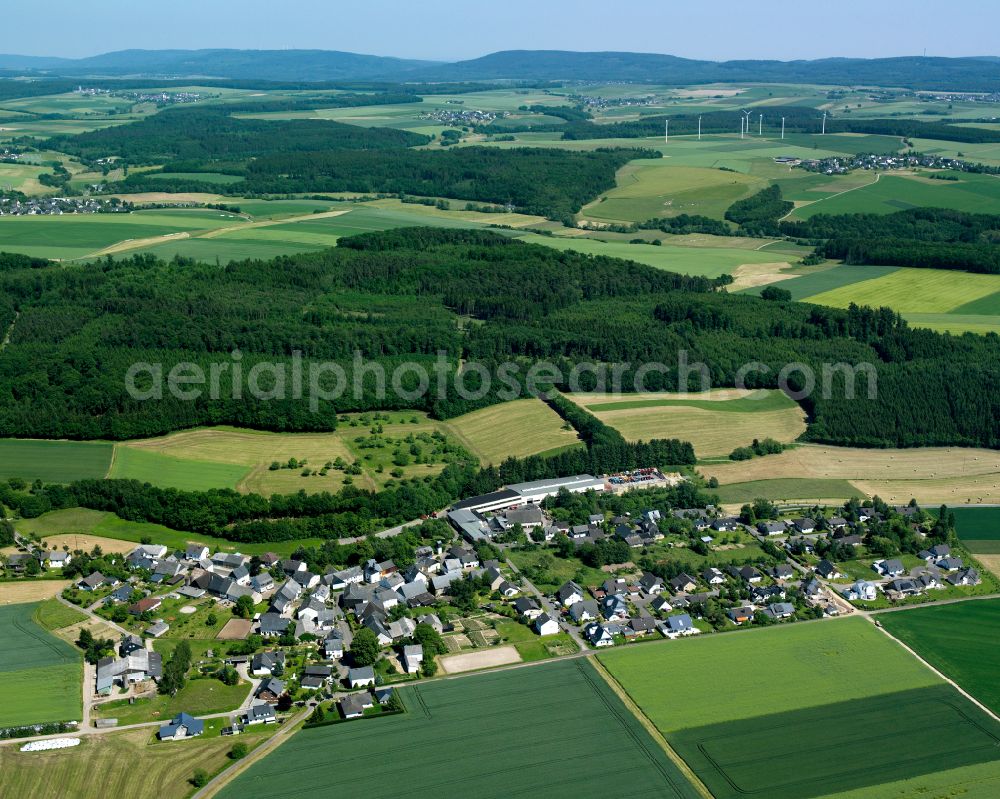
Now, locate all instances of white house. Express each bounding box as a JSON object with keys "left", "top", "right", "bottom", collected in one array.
[
  {"left": 402, "top": 645, "right": 424, "bottom": 674},
  {"left": 534, "top": 613, "right": 560, "bottom": 636}
]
